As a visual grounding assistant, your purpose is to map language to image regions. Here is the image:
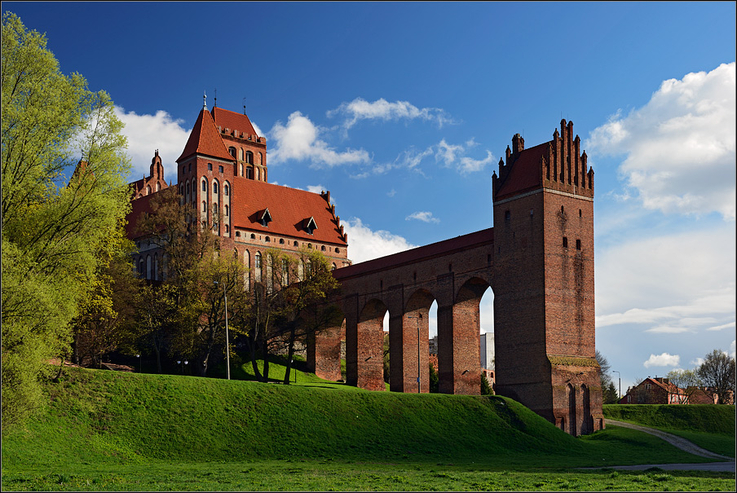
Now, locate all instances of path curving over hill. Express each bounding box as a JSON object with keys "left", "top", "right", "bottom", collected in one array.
[{"left": 606, "top": 419, "right": 733, "bottom": 461}]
